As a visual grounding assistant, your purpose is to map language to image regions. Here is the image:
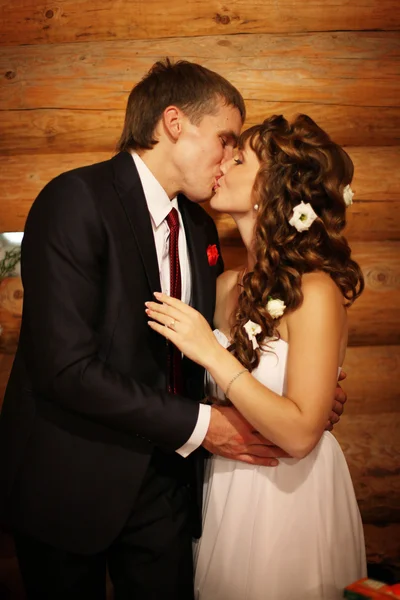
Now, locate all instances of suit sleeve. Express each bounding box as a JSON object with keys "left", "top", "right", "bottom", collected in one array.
[{"left": 20, "top": 172, "right": 199, "bottom": 451}]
